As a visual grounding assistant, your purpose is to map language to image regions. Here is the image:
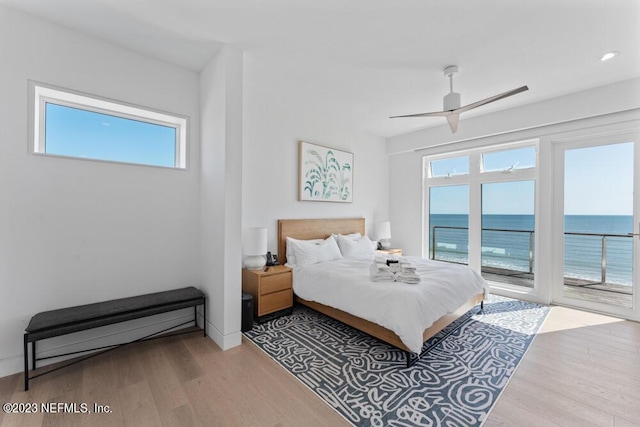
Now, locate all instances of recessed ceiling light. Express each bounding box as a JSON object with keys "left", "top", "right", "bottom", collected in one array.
[{"left": 600, "top": 51, "right": 619, "bottom": 62}]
